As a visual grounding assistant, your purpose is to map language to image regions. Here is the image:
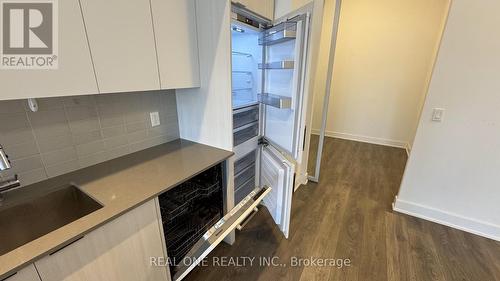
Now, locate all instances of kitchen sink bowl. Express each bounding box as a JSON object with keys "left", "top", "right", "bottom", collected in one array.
[{"left": 0, "top": 185, "right": 103, "bottom": 255}]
